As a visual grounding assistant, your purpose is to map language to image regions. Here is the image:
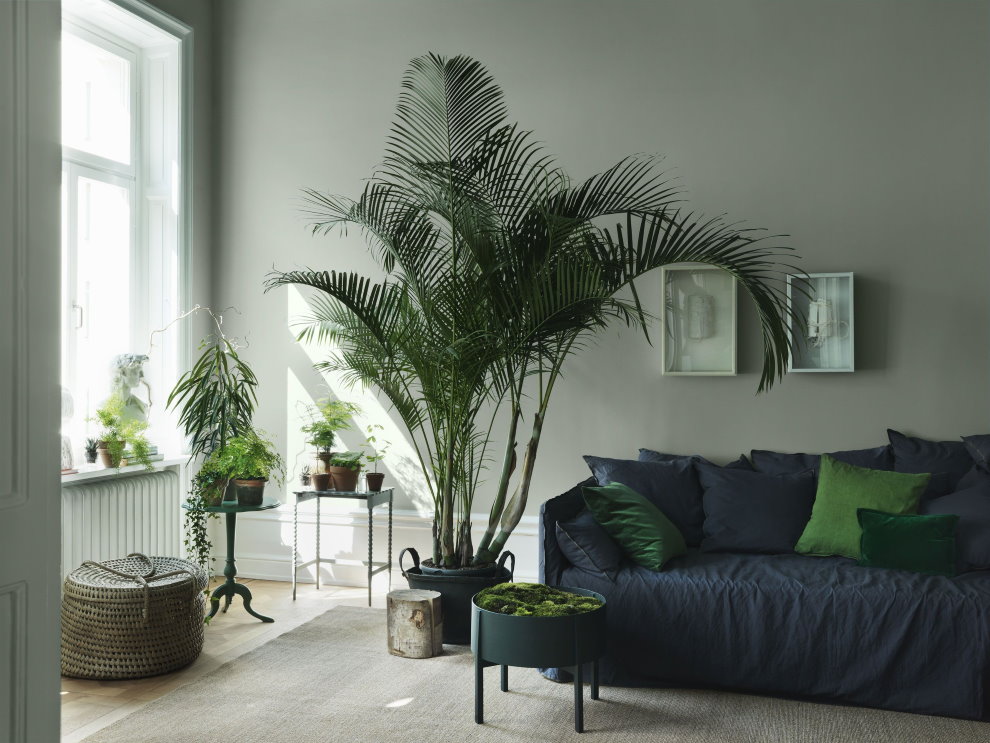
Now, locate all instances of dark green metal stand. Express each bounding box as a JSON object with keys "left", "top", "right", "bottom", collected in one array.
[{"left": 182, "top": 496, "right": 281, "bottom": 623}]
